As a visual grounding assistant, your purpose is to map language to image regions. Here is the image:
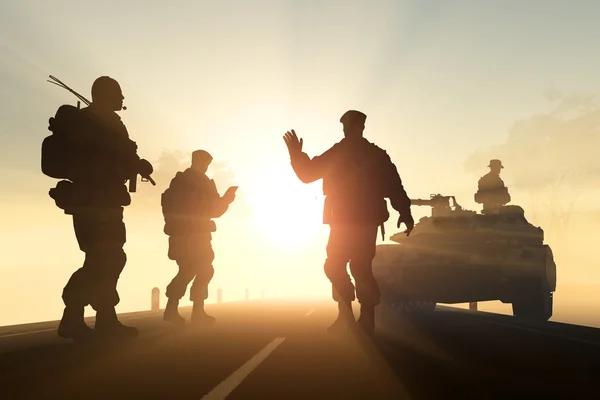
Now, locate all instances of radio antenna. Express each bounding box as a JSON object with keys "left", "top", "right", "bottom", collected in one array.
[
  {"left": 47, "top": 75, "right": 91, "bottom": 106},
  {"left": 47, "top": 75, "right": 127, "bottom": 110}
]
